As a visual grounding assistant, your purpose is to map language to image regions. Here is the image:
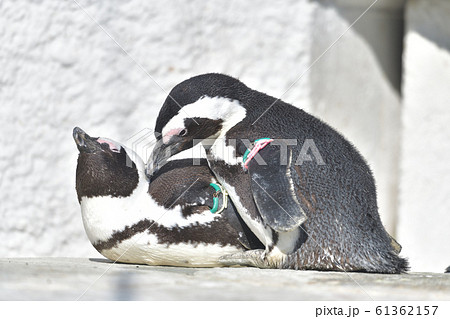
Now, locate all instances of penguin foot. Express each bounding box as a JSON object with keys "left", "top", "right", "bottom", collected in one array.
[
  {"left": 218, "top": 249, "right": 289, "bottom": 269},
  {"left": 218, "top": 249, "right": 268, "bottom": 268}
]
